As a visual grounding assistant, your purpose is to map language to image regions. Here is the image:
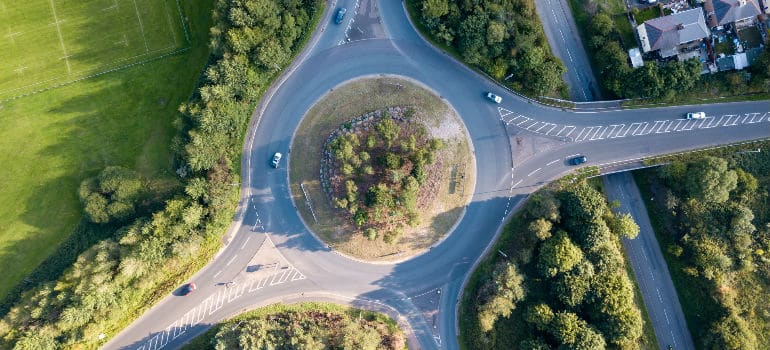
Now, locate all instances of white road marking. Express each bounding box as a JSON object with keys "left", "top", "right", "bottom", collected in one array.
[
  {"left": 213, "top": 270, "right": 221, "bottom": 278},
  {"left": 225, "top": 255, "right": 237, "bottom": 266},
  {"left": 546, "top": 159, "right": 560, "bottom": 166},
  {"left": 512, "top": 179, "right": 523, "bottom": 188},
  {"left": 240, "top": 236, "right": 251, "bottom": 250},
  {"left": 527, "top": 168, "right": 542, "bottom": 177}
]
